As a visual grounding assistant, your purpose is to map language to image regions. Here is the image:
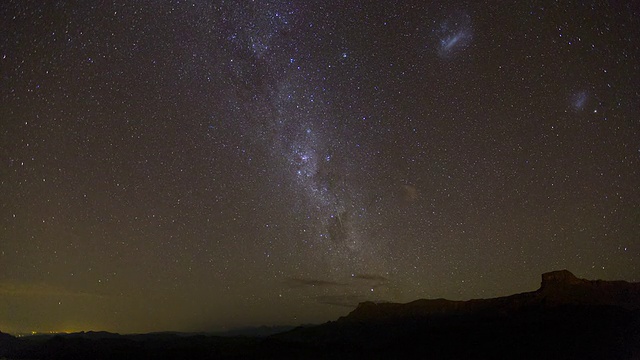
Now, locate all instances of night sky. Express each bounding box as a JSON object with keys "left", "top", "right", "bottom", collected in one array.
[{"left": 1, "top": 1, "right": 639, "bottom": 334}]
